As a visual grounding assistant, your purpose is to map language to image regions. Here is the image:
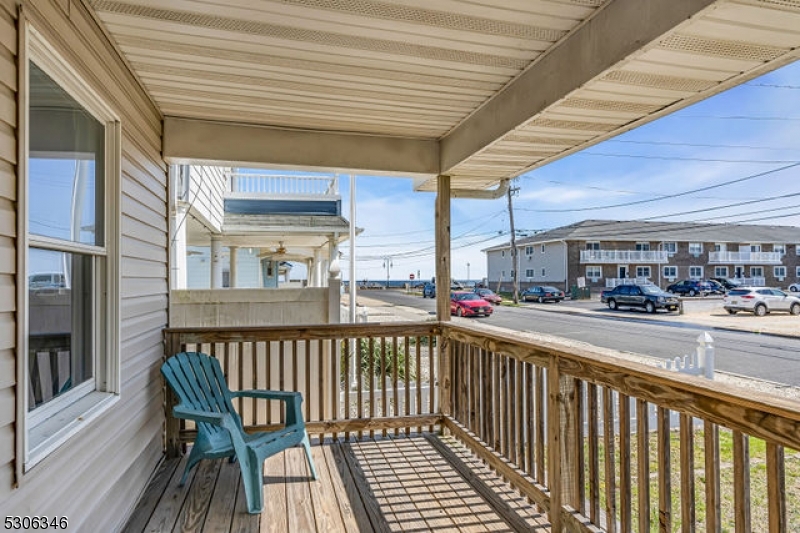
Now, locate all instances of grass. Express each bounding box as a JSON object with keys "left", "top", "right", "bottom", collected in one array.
[{"left": 584, "top": 426, "right": 800, "bottom": 531}]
